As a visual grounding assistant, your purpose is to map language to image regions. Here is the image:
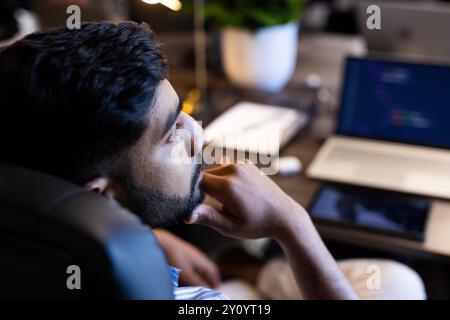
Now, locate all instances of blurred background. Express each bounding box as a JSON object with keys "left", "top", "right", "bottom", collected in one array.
[{"left": 2, "top": 0, "right": 450, "bottom": 110}]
